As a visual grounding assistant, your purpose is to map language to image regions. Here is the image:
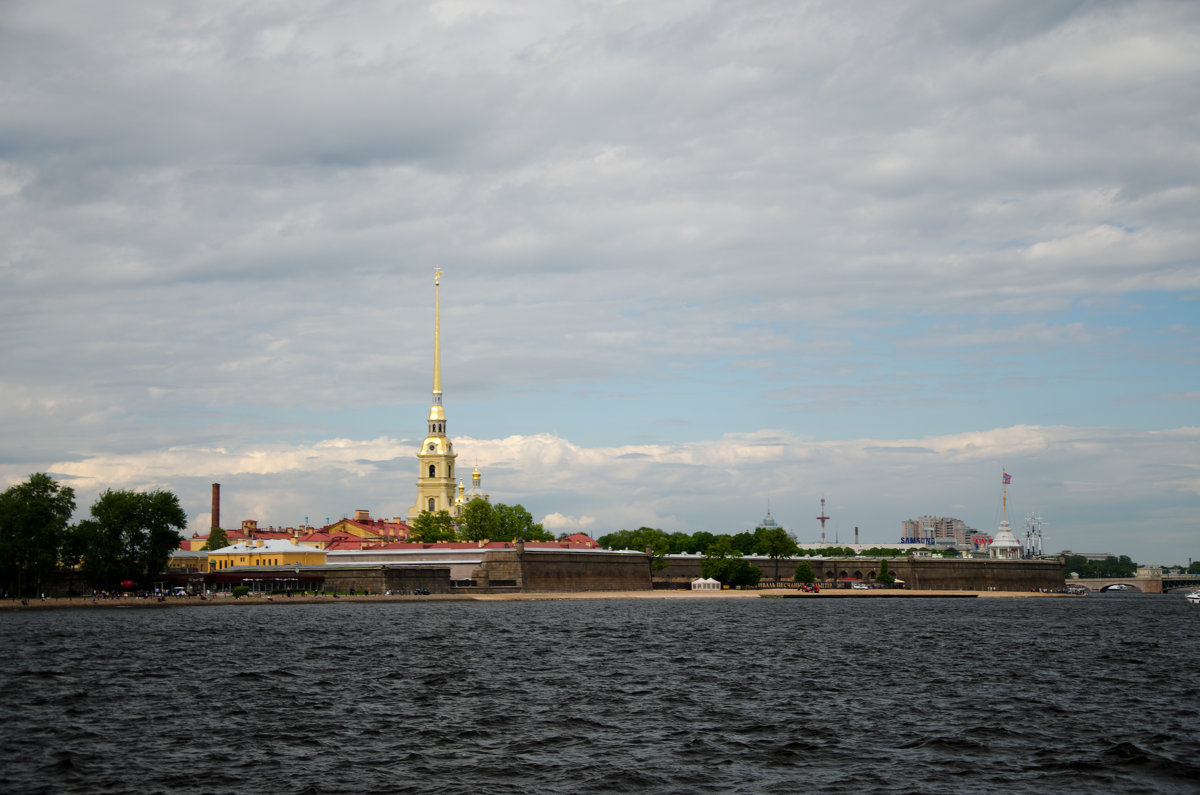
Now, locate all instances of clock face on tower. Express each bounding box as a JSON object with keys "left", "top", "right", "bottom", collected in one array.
[{"left": 428, "top": 443, "right": 436, "bottom": 451}]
